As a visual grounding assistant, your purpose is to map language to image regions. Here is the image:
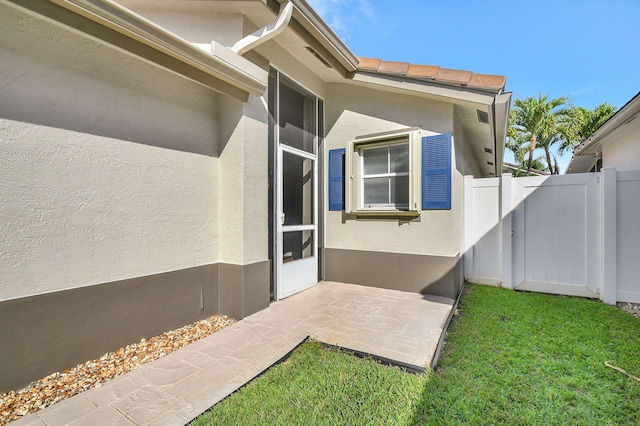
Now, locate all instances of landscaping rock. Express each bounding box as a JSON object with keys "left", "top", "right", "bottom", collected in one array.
[
  {"left": 618, "top": 302, "right": 640, "bottom": 319},
  {"left": 0, "top": 315, "right": 234, "bottom": 425}
]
